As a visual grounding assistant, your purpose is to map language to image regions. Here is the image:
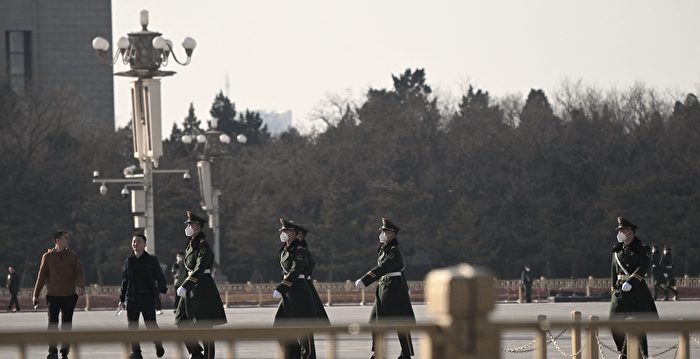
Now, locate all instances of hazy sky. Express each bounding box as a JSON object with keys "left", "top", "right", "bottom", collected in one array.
[{"left": 111, "top": 1, "right": 700, "bottom": 137}]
